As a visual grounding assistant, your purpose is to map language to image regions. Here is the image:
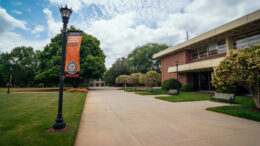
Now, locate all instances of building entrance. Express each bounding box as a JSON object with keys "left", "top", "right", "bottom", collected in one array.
[{"left": 192, "top": 71, "right": 215, "bottom": 91}]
